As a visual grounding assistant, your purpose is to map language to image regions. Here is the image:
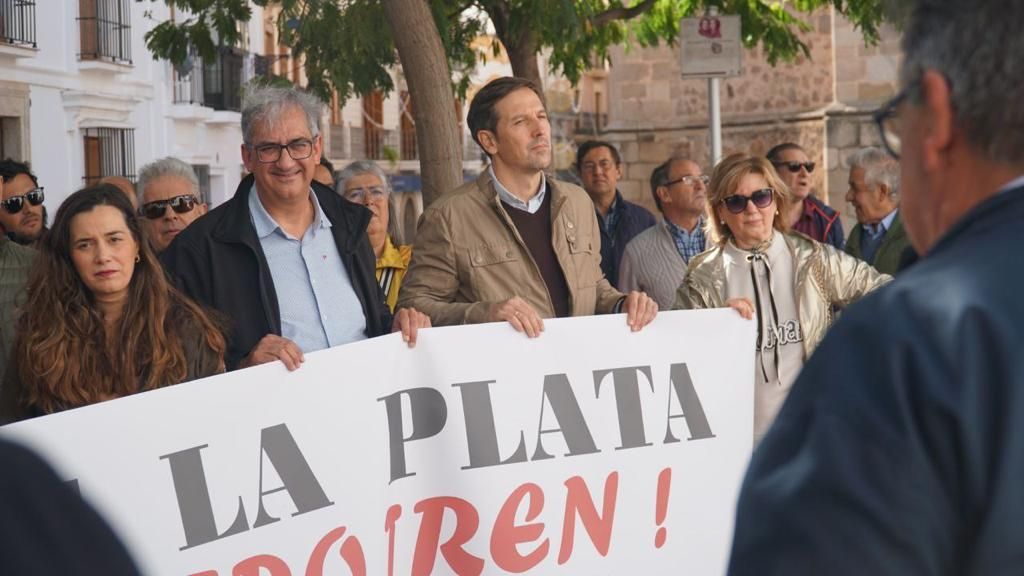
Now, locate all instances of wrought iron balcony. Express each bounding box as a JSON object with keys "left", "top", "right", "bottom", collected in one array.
[
  {"left": 173, "top": 48, "right": 258, "bottom": 112},
  {"left": 0, "top": 0, "right": 36, "bottom": 48},
  {"left": 78, "top": 0, "right": 132, "bottom": 64}
]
